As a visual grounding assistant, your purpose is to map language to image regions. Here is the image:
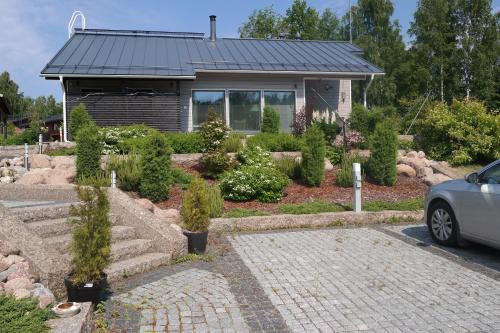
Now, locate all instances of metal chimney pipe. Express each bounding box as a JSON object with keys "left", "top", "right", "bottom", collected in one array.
[{"left": 209, "top": 15, "right": 216, "bottom": 41}]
